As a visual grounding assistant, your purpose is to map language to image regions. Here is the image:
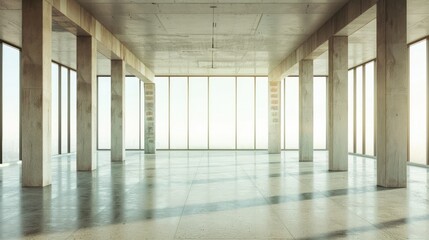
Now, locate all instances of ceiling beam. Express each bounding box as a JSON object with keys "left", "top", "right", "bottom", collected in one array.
[
  {"left": 50, "top": 0, "right": 154, "bottom": 82},
  {"left": 269, "top": 0, "right": 377, "bottom": 81}
]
